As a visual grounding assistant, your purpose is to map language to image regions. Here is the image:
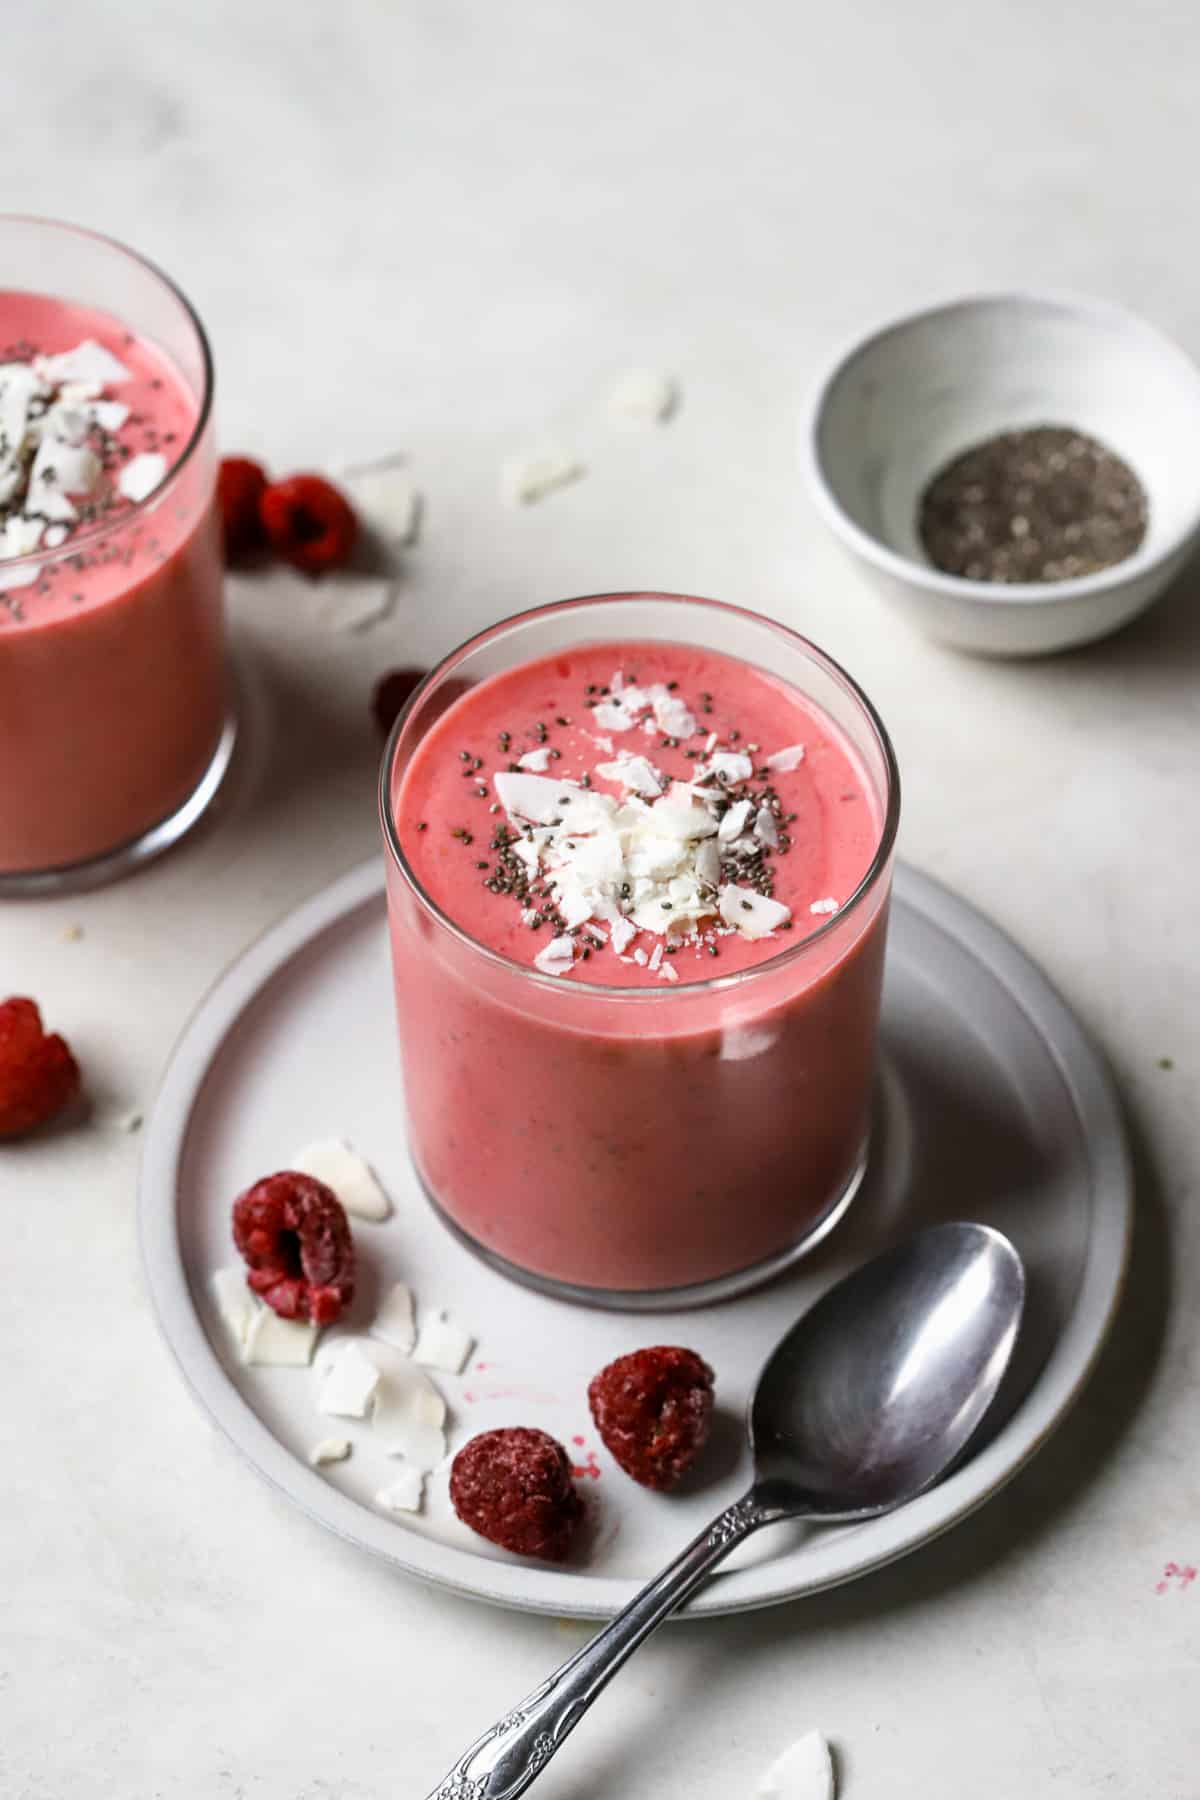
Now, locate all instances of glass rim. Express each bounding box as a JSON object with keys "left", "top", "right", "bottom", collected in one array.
[
  {"left": 378, "top": 591, "right": 902, "bottom": 1001},
  {"left": 0, "top": 212, "right": 215, "bottom": 576}
]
